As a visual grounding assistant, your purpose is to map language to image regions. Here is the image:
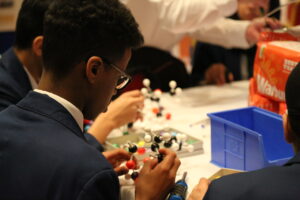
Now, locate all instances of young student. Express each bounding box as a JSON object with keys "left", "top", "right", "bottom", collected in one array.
[
  {"left": 188, "top": 63, "right": 300, "bottom": 200},
  {"left": 0, "top": 0, "right": 180, "bottom": 199},
  {"left": 0, "top": 0, "right": 144, "bottom": 147}
]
